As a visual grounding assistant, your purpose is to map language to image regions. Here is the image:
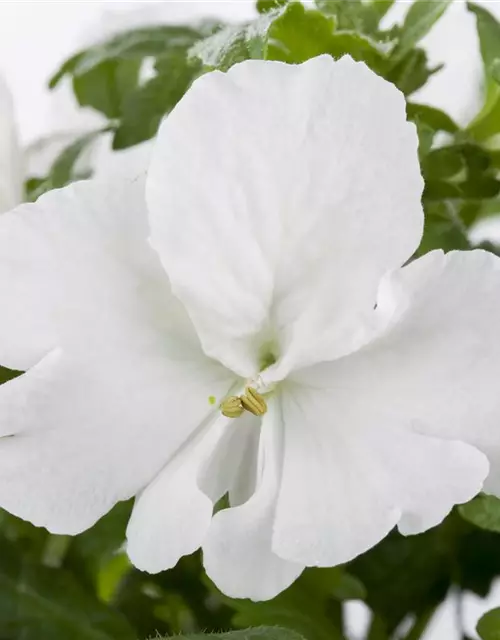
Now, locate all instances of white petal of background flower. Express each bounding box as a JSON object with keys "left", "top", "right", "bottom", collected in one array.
[
  {"left": 146, "top": 55, "right": 423, "bottom": 377},
  {"left": 0, "top": 177, "right": 235, "bottom": 533},
  {"left": 0, "top": 74, "right": 23, "bottom": 214}
]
